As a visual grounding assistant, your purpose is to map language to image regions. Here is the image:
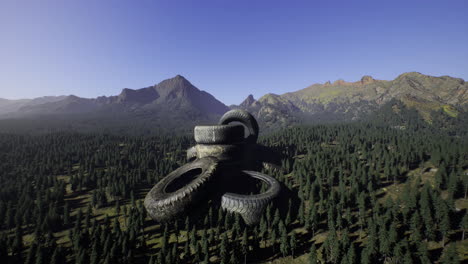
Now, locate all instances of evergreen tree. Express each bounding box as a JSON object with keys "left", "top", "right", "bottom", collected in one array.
[
  {"left": 346, "top": 242, "right": 356, "bottom": 264},
  {"left": 290, "top": 231, "right": 297, "bottom": 258},
  {"left": 309, "top": 244, "right": 317, "bottom": 264},
  {"left": 461, "top": 212, "right": 468, "bottom": 241},
  {"left": 441, "top": 243, "right": 460, "bottom": 264},
  {"left": 240, "top": 228, "right": 248, "bottom": 264},
  {"left": 219, "top": 233, "right": 228, "bottom": 264},
  {"left": 279, "top": 227, "right": 289, "bottom": 257}
]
